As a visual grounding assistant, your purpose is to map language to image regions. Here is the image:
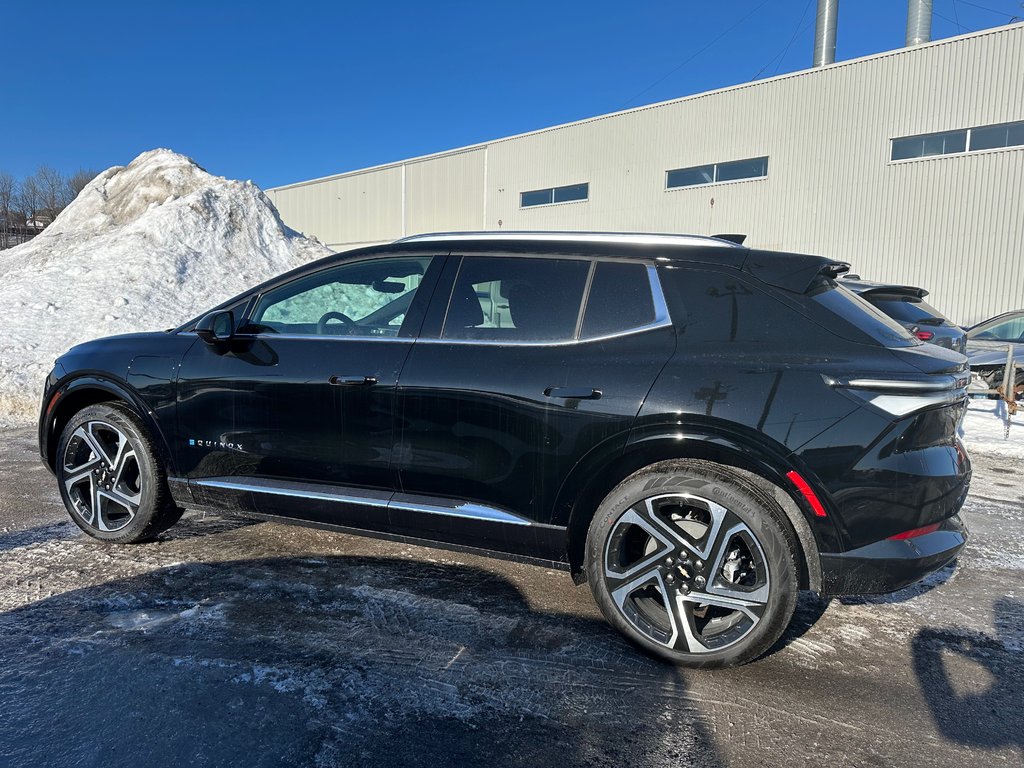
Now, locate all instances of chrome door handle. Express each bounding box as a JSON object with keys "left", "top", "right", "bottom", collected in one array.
[
  {"left": 544, "top": 386, "right": 602, "bottom": 400},
  {"left": 329, "top": 375, "right": 377, "bottom": 386}
]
